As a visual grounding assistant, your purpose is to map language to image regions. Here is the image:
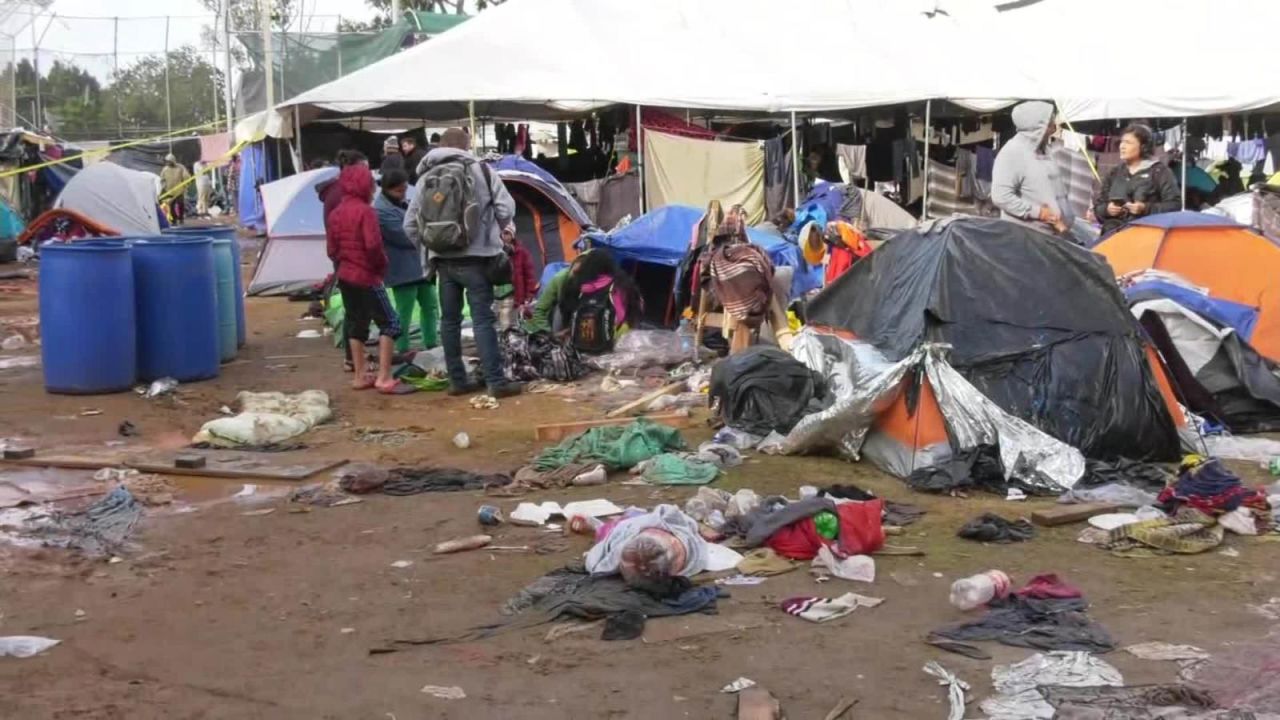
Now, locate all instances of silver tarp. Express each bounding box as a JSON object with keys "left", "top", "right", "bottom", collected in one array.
[{"left": 779, "top": 328, "right": 1085, "bottom": 493}]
